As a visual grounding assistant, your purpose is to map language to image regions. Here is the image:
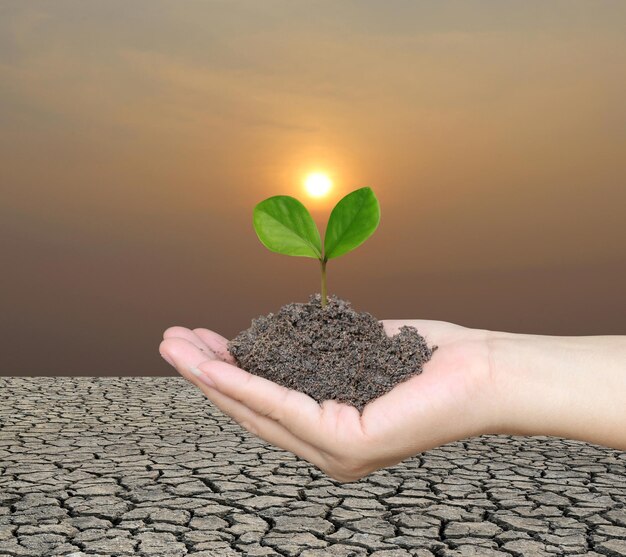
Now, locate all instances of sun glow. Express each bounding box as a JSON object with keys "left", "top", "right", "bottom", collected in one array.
[{"left": 304, "top": 172, "right": 332, "bottom": 198}]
